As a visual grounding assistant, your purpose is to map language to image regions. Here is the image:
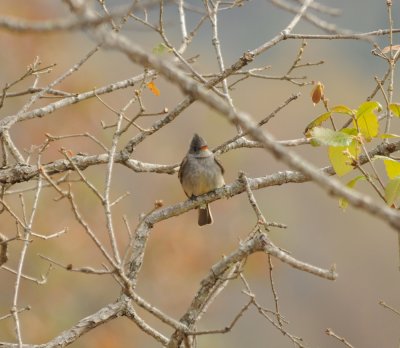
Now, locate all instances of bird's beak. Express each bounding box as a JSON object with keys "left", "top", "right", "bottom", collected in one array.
[{"left": 200, "top": 145, "right": 208, "bottom": 151}]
